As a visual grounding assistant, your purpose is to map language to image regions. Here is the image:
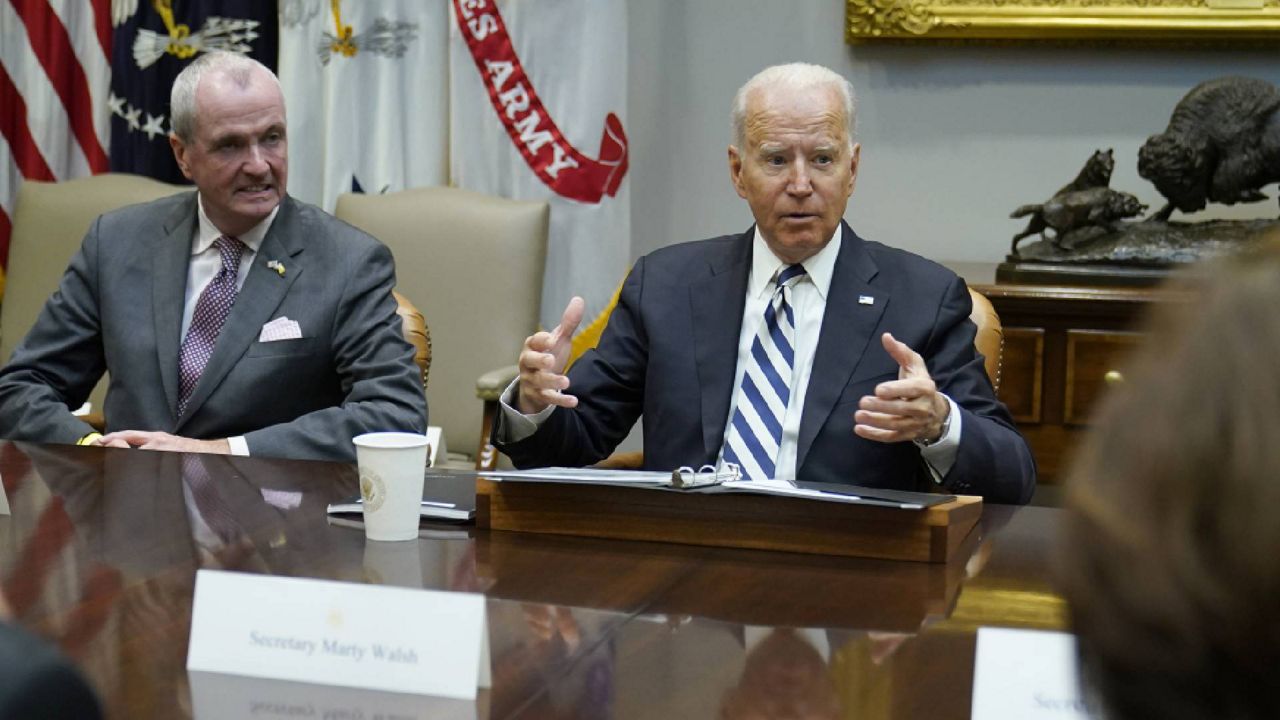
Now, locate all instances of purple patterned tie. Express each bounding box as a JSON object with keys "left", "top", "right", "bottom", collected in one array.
[
  {"left": 178, "top": 235, "right": 245, "bottom": 415},
  {"left": 181, "top": 454, "right": 242, "bottom": 545}
]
